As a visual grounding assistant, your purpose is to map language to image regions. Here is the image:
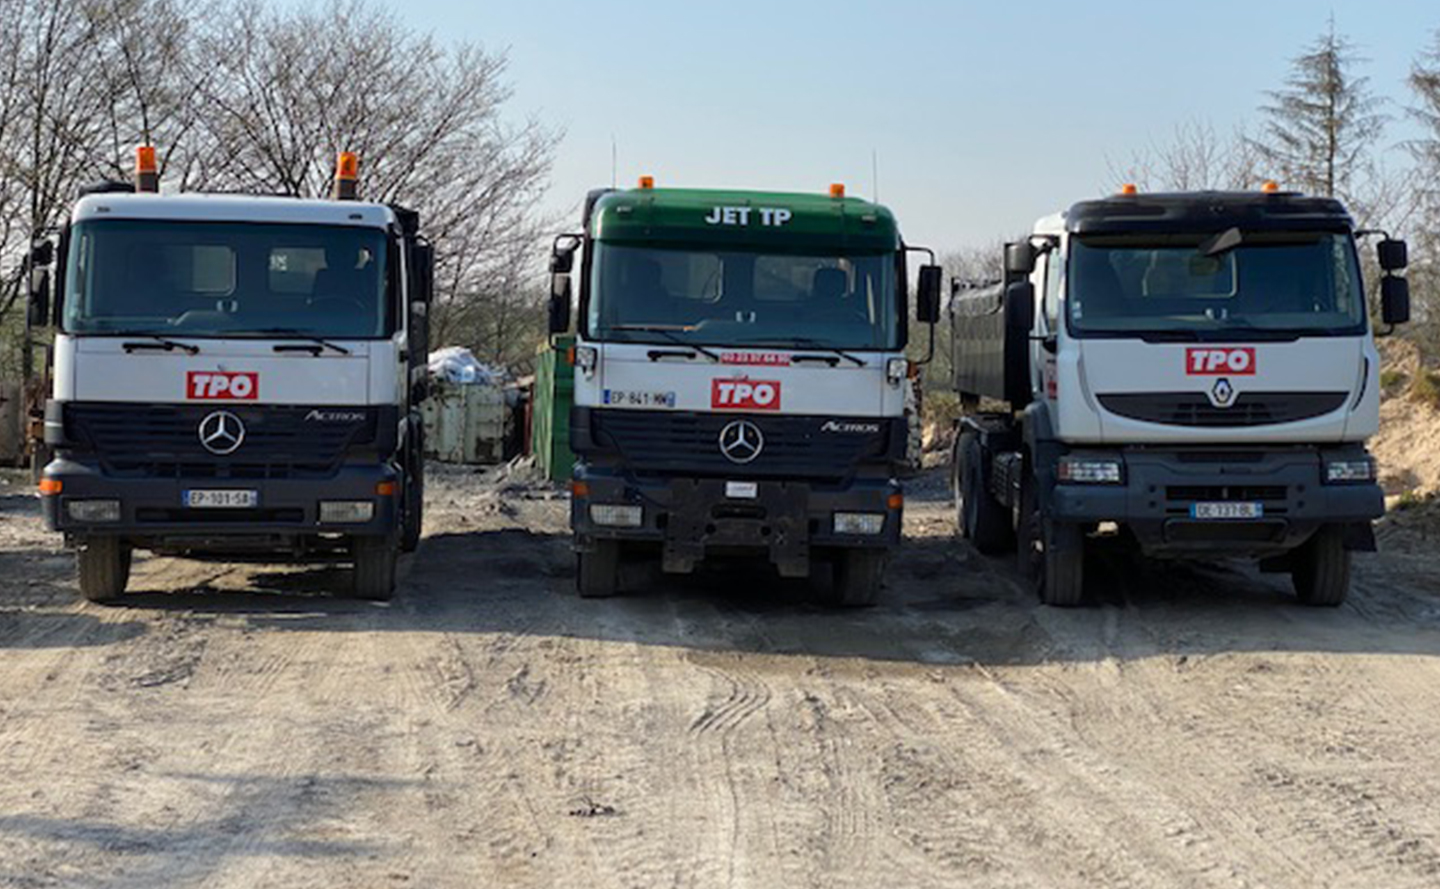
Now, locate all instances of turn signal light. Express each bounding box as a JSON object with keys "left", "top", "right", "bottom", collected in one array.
[
  {"left": 374, "top": 480, "right": 397, "bottom": 497},
  {"left": 38, "top": 478, "right": 62, "bottom": 495},
  {"left": 887, "top": 493, "right": 904, "bottom": 510},
  {"left": 571, "top": 480, "right": 590, "bottom": 499}
]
